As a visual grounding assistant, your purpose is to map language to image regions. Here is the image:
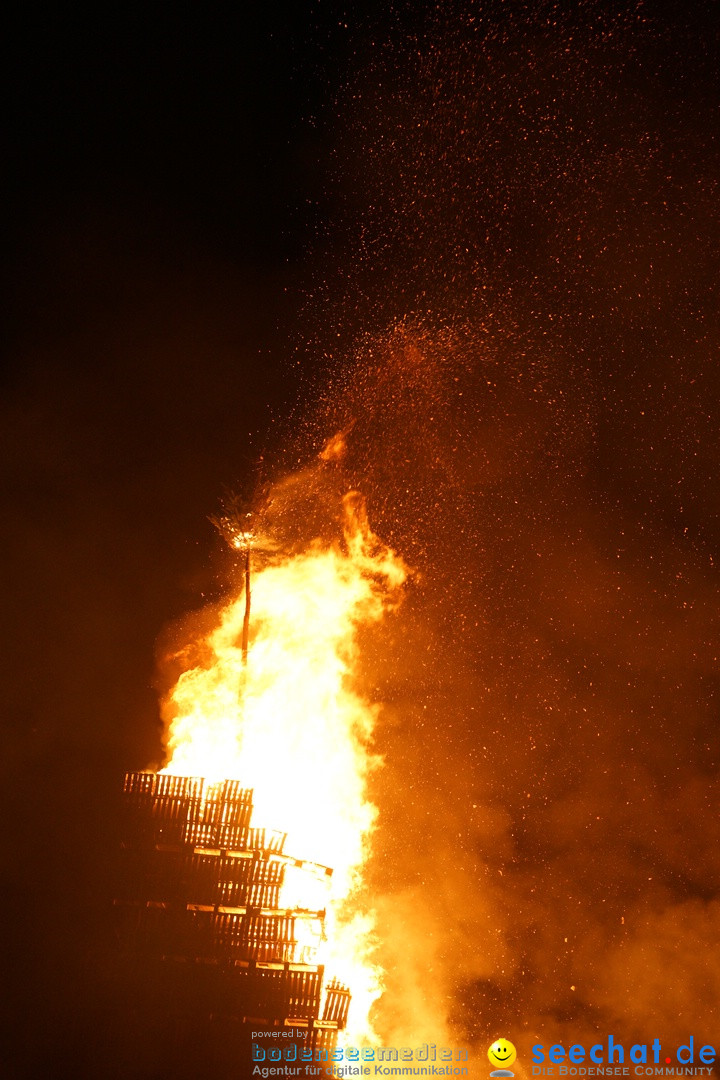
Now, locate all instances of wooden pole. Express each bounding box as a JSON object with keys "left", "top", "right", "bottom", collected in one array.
[{"left": 241, "top": 545, "right": 251, "bottom": 665}]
